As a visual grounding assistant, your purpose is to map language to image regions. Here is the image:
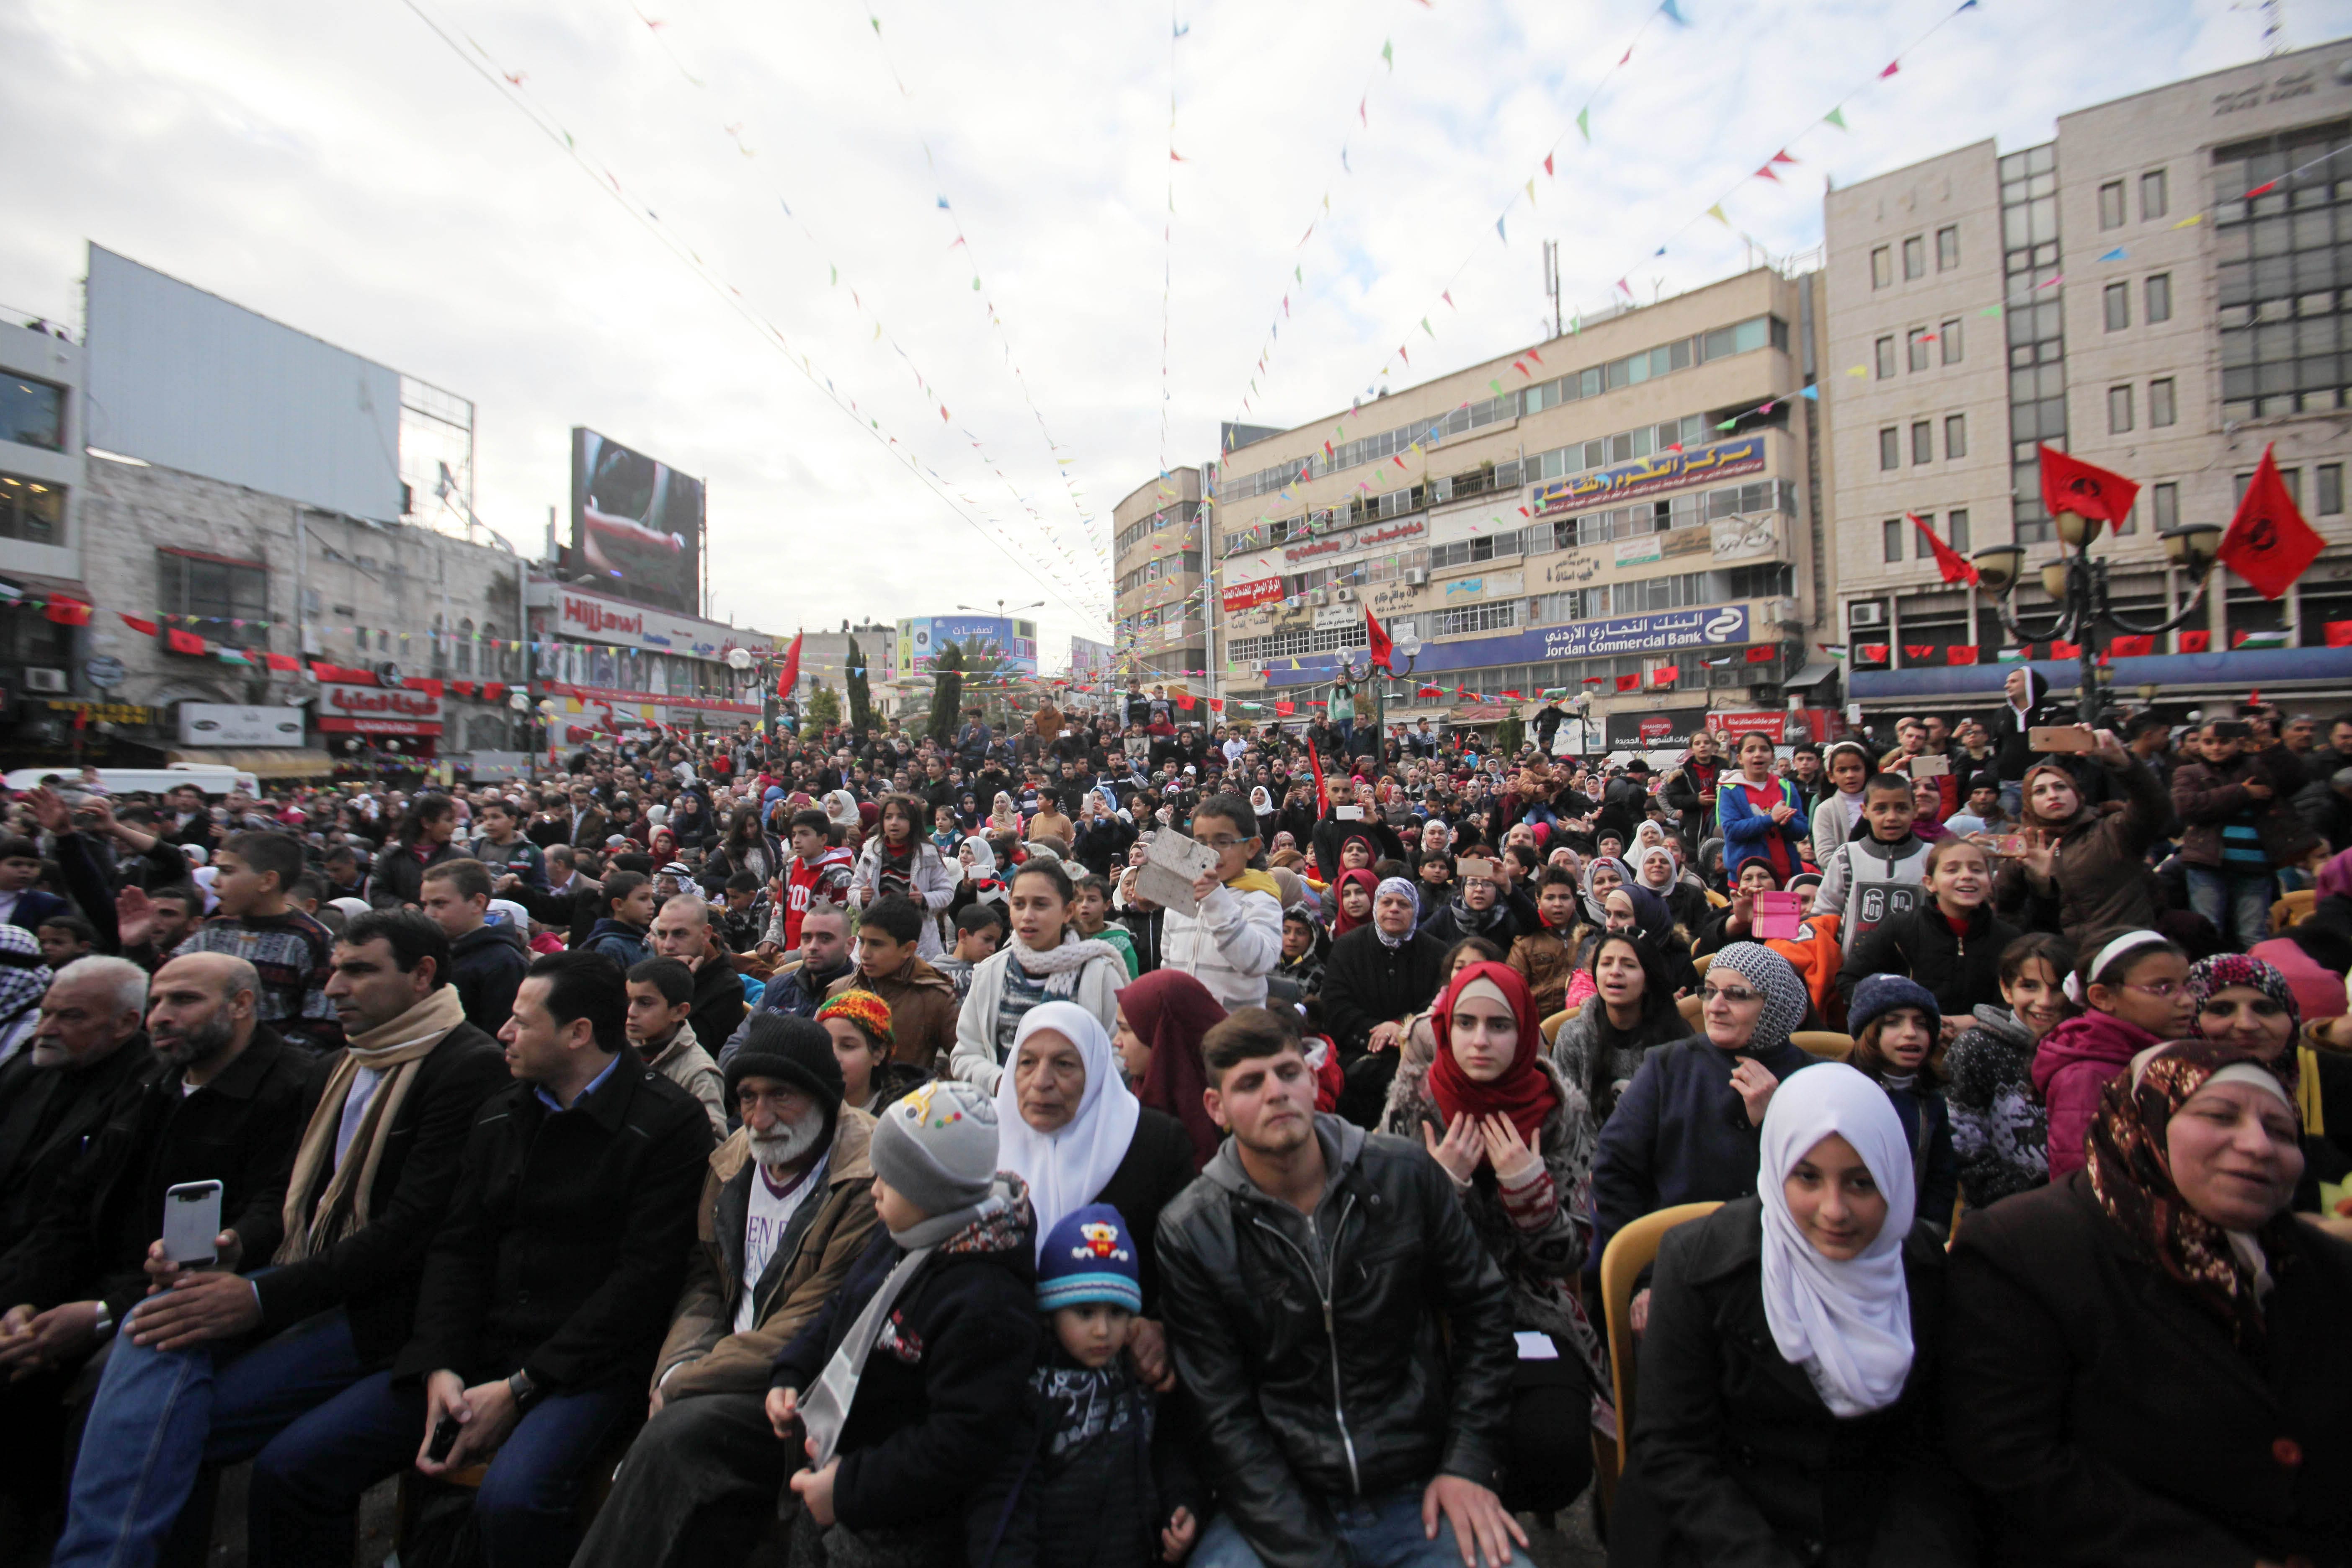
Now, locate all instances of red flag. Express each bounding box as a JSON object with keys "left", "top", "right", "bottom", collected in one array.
[
  {"left": 2050, "top": 640, "right": 2081, "bottom": 658},
  {"left": 775, "top": 631, "right": 803, "bottom": 698},
  {"left": 1417, "top": 684, "right": 1442, "bottom": 697},
  {"left": 1274, "top": 700, "right": 1296, "bottom": 716},
  {"left": 1857, "top": 644, "right": 1889, "bottom": 663},
  {"left": 2217, "top": 443, "right": 2324, "bottom": 601},
  {"left": 1902, "top": 645, "right": 1934, "bottom": 661},
  {"left": 1908, "top": 513, "right": 1978, "bottom": 585},
  {"left": 118, "top": 613, "right": 158, "bottom": 637},
  {"left": 1501, "top": 689, "right": 1522, "bottom": 700},
  {"left": 165, "top": 629, "right": 206, "bottom": 656},
  {"left": 1363, "top": 607, "right": 1394, "bottom": 671},
  {"left": 2037, "top": 444, "right": 2140, "bottom": 526},
  {"left": 1946, "top": 645, "right": 1979, "bottom": 665},
  {"left": 483, "top": 683, "right": 506, "bottom": 702},
  {"left": 1651, "top": 666, "right": 1678, "bottom": 686},
  {"left": 1207, "top": 699, "right": 1223, "bottom": 713},
  {"left": 264, "top": 652, "right": 300, "bottom": 672},
  {"left": 42, "top": 598, "right": 92, "bottom": 627},
  {"left": 2108, "top": 634, "right": 2155, "bottom": 658},
  {"left": 1306, "top": 738, "right": 1330, "bottom": 814},
  {"left": 1177, "top": 694, "right": 1196, "bottom": 711},
  {"left": 2178, "top": 629, "right": 2212, "bottom": 654},
  {"left": 1615, "top": 674, "right": 1640, "bottom": 691},
  {"left": 1746, "top": 645, "right": 1779, "bottom": 664},
  {"left": 408, "top": 678, "right": 445, "bottom": 698},
  {"left": 2326, "top": 622, "right": 2352, "bottom": 648}
]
